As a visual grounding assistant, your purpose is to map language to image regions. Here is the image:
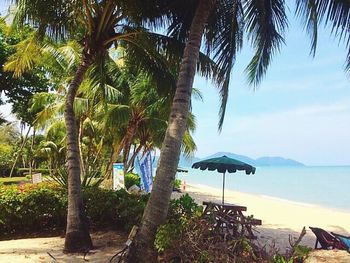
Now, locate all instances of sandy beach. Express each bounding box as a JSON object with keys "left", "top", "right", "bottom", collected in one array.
[
  {"left": 176, "top": 184, "right": 350, "bottom": 252},
  {"left": 1, "top": 185, "right": 350, "bottom": 262}
]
